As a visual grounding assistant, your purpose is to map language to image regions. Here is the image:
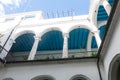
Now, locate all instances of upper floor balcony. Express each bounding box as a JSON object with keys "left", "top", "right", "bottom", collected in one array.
[{"left": 0, "top": 0, "right": 115, "bottom": 62}]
